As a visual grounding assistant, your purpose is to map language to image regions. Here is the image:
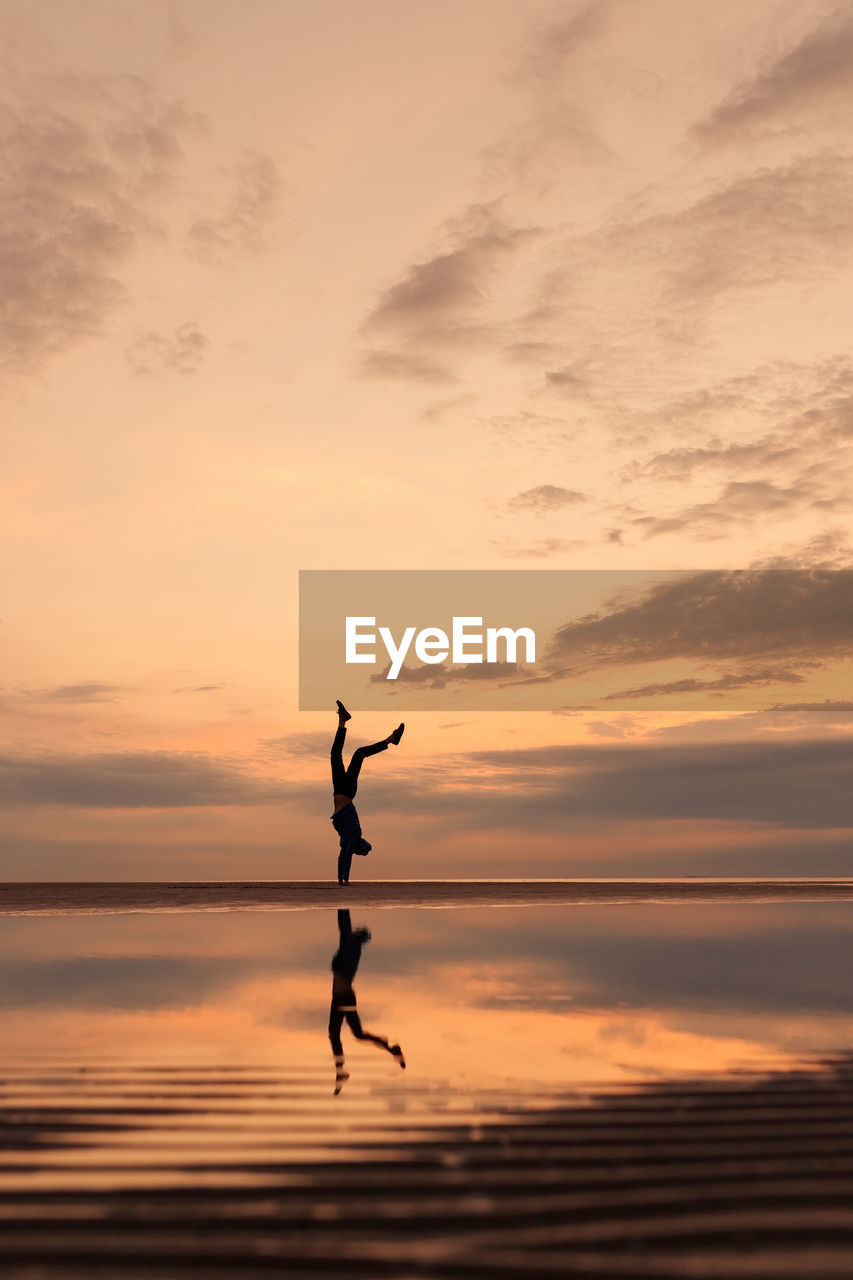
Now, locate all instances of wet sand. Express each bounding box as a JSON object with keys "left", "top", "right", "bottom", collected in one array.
[
  {"left": 1, "top": 1054, "right": 852, "bottom": 1277},
  {"left": 3, "top": 878, "right": 853, "bottom": 914}
]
